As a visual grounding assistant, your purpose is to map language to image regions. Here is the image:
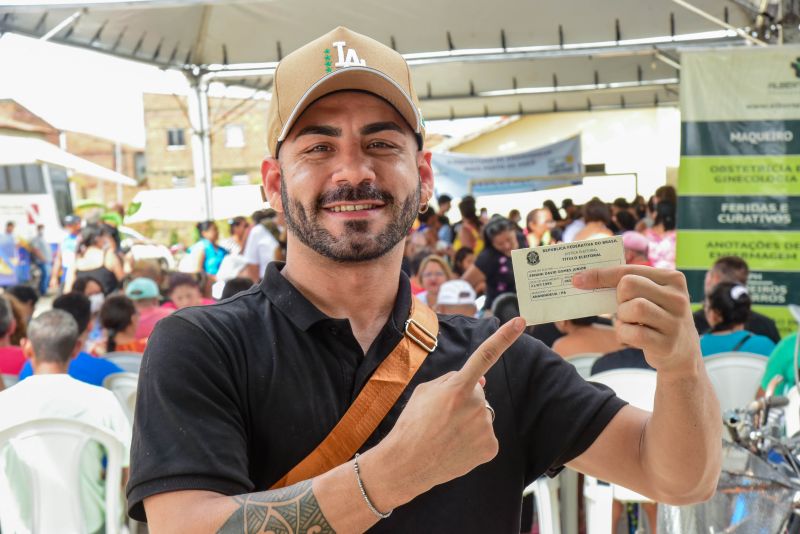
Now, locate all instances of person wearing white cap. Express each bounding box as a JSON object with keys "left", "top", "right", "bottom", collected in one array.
[
  {"left": 130, "top": 27, "right": 721, "bottom": 533},
  {"left": 434, "top": 279, "right": 478, "bottom": 317}
]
